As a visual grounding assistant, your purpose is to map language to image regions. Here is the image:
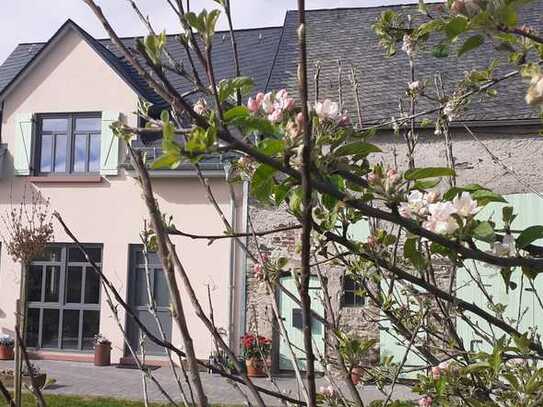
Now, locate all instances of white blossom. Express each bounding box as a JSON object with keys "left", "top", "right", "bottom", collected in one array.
[
  {"left": 408, "top": 80, "right": 424, "bottom": 93},
  {"left": 490, "top": 234, "right": 515, "bottom": 257},
  {"left": 314, "top": 99, "right": 339, "bottom": 120},
  {"left": 526, "top": 74, "right": 543, "bottom": 106},
  {"left": 443, "top": 100, "right": 456, "bottom": 121},
  {"left": 402, "top": 34, "right": 416, "bottom": 57},
  {"left": 261, "top": 92, "right": 274, "bottom": 113},
  {"left": 452, "top": 192, "right": 479, "bottom": 217},
  {"left": 423, "top": 202, "right": 459, "bottom": 235}
]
